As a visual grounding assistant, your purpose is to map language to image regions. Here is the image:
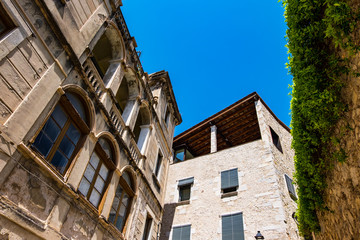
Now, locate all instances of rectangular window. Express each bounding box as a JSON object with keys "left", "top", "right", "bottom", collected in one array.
[
  {"left": 172, "top": 225, "right": 191, "bottom": 240},
  {"left": 270, "top": 127, "right": 283, "bottom": 153},
  {"left": 178, "top": 177, "right": 194, "bottom": 202},
  {"left": 285, "top": 174, "right": 297, "bottom": 200},
  {"left": 154, "top": 152, "right": 163, "bottom": 178},
  {"left": 142, "top": 215, "right": 153, "bottom": 240},
  {"left": 0, "top": 4, "right": 15, "bottom": 38},
  {"left": 222, "top": 212, "right": 244, "bottom": 240},
  {"left": 221, "top": 168, "right": 238, "bottom": 193}
]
